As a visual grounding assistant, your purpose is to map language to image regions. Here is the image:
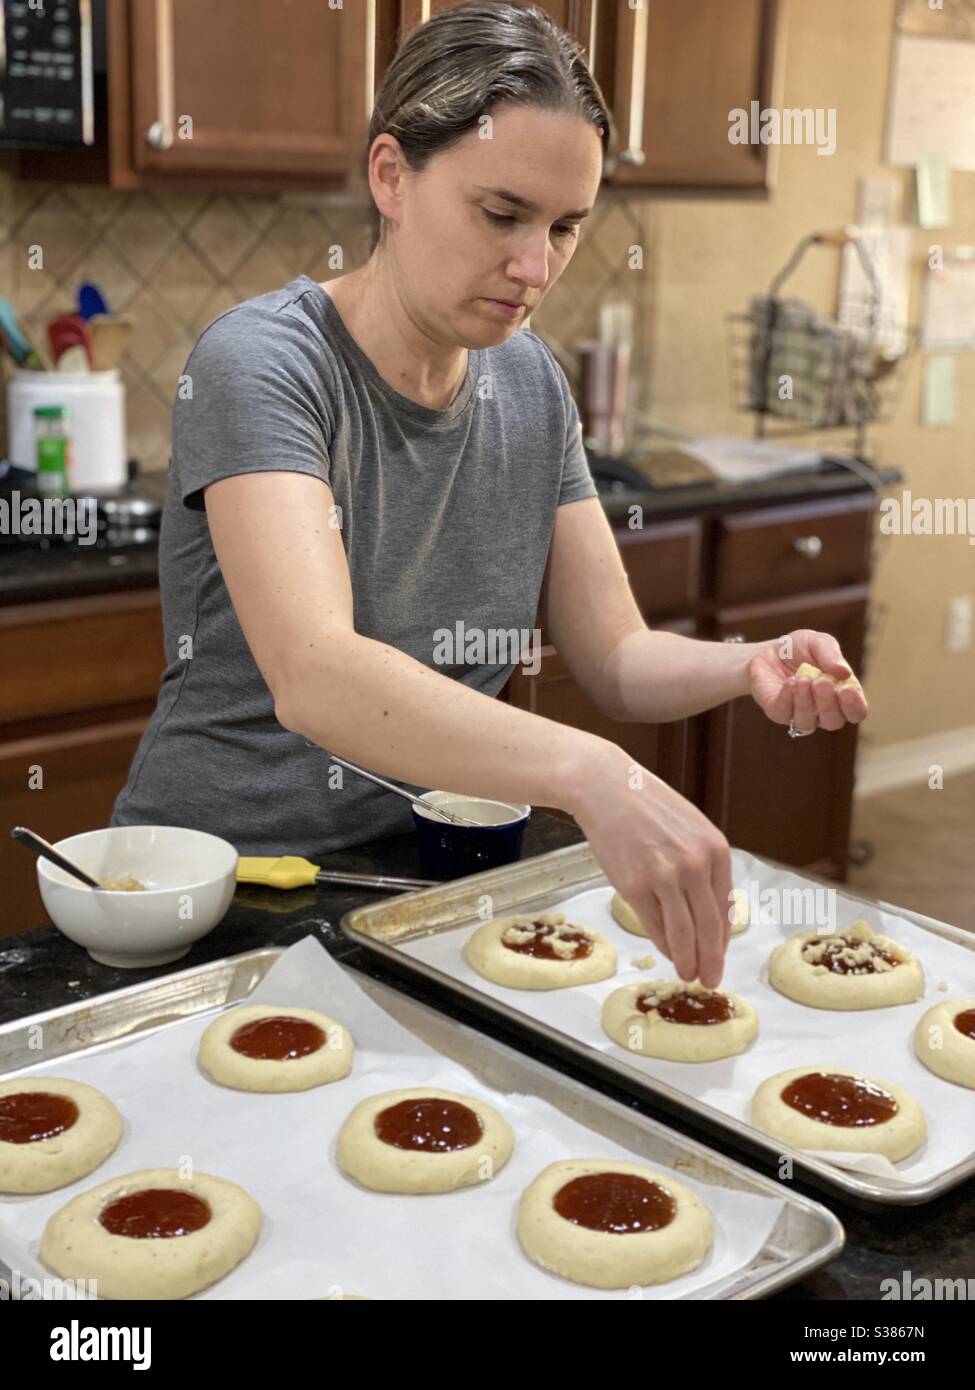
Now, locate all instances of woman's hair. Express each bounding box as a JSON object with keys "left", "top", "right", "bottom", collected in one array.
[{"left": 363, "top": 2, "right": 615, "bottom": 254}]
